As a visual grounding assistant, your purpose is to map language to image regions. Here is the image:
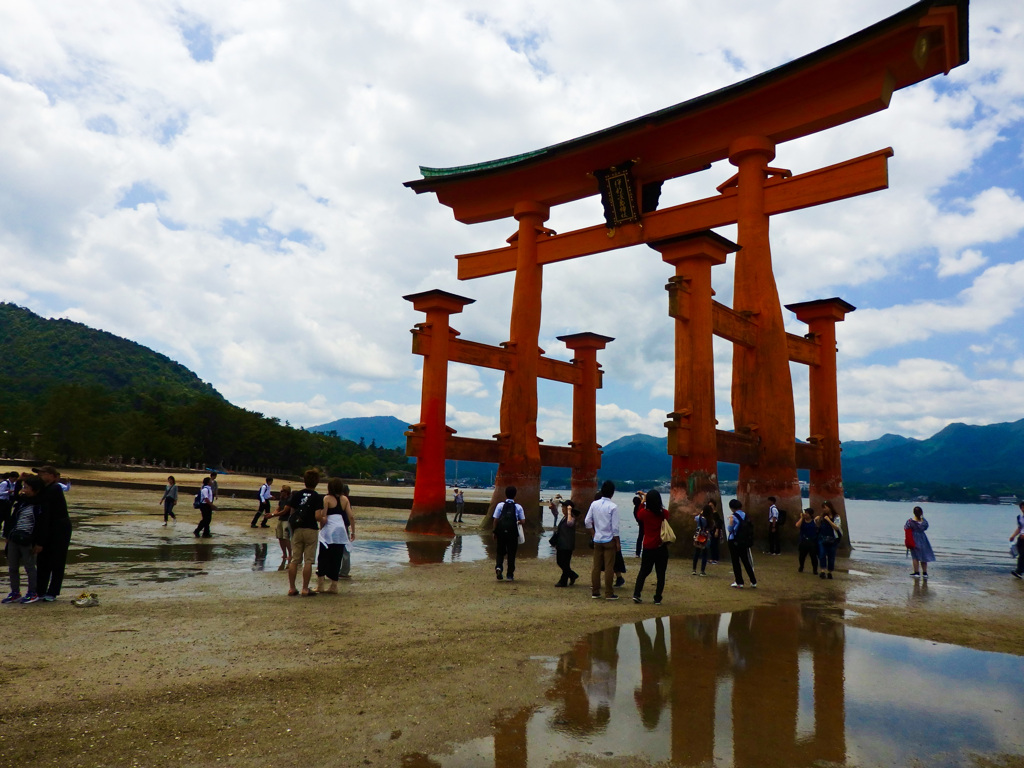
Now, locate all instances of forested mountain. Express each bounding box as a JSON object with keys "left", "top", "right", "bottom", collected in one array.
[
  {"left": 309, "top": 416, "right": 409, "bottom": 449},
  {"left": 0, "top": 303, "right": 409, "bottom": 478}
]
